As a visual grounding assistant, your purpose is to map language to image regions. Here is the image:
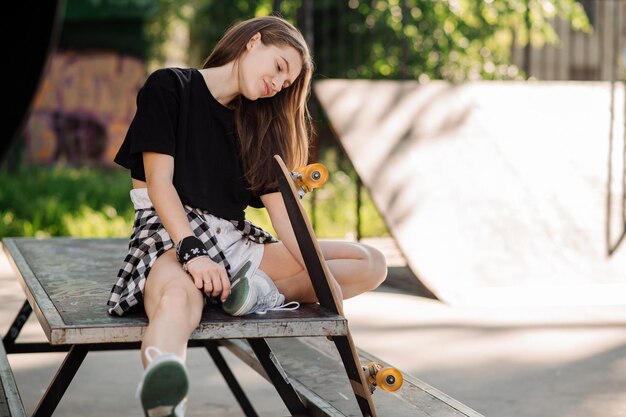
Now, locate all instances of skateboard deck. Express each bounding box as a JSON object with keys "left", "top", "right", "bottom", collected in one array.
[{"left": 273, "top": 155, "right": 381, "bottom": 417}]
